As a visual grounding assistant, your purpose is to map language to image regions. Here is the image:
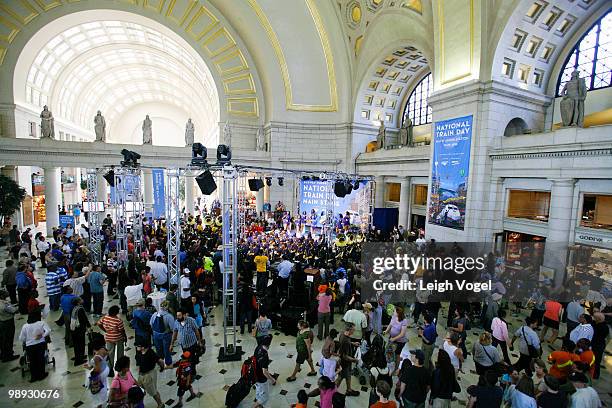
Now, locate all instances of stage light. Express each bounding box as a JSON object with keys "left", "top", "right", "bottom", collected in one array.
[
  {"left": 278, "top": 177, "right": 284, "bottom": 186},
  {"left": 103, "top": 170, "right": 115, "bottom": 187},
  {"left": 345, "top": 181, "right": 353, "bottom": 195},
  {"left": 120, "top": 149, "right": 141, "bottom": 167},
  {"left": 334, "top": 181, "right": 348, "bottom": 198},
  {"left": 265, "top": 177, "right": 272, "bottom": 187},
  {"left": 216, "top": 144, "right": 232, "bottom": 164},
  {"left": 353, "top": 180, "right": 360, "bottom": 190},
  {"left": 191, "top": 143, "right": 208, "bottom": 165},
  {"left": 248, "top": 178, "right": 265, "bottom": 192},
  {"left": 196, "top": 170, "right": 216, "bottom": 195}
]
